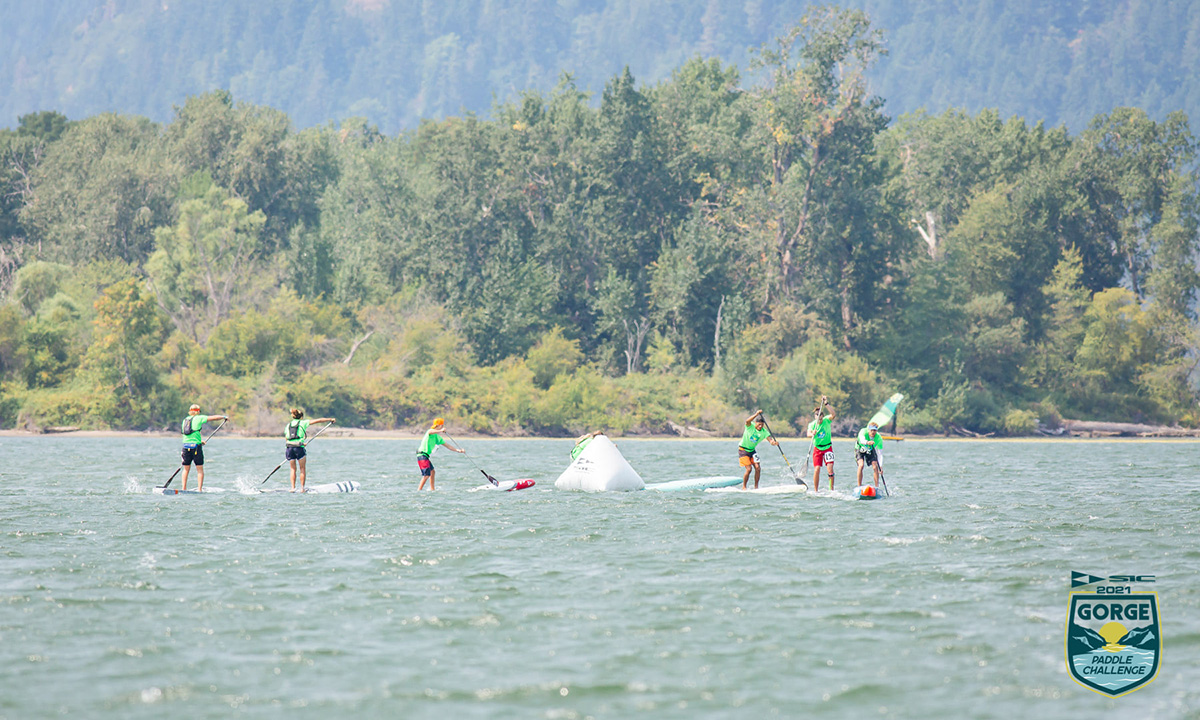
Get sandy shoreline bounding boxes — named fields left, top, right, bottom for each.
left=1, top=428, right=1197, bottom=441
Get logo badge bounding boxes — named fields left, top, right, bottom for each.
left=1065, top=592, right=1161, bottom=696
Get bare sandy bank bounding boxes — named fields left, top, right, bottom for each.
left=1, top=428, right=1197, bottom=442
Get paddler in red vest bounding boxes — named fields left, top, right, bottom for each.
left=738, top=410, right=779, bottom=489
left=416, top=417, right=464, bottom=490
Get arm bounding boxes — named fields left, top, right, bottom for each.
left=311, top=417, right=336, bottom=424
left=745, top=409, right=762, bottom=426
left=822, top=396, right=835, bottom=421
left=444, top=442, right=465, bottom=454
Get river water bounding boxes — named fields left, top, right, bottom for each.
left=1, top=436, right=1197, bottom=718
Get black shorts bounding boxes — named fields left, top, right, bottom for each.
left=855, top=448, right=878, bottom=465
left=286, top=446, right=306, bottom=461
left=181, top=445, right=204, bottom=466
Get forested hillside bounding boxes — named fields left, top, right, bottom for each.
left=3, top=0, right=1200, bottom=133
left=1, top=7, right=1197, bottom=436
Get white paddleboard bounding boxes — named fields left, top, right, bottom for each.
left=260, top=481, right=360, bottom=494
left=645, top=476, right=743, bottom=491
left=157, top=487, right=226, bottom=495
left=705, top=484, right=808, bottom=495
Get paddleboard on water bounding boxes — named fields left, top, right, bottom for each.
left=705, top=484, right=808, bottom=495
left=472, top=478, right=536, bottom=492
left=157, top=487, right=226, bottom=495
left=645, top=476, right=743, bottom=491
left=854, top=485, right=884, bottom=500
left=260, top=481, right=360, bottom=494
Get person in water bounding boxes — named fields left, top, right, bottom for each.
left=285, top=408, right=336, bottom=493
left=180, top=403, right=229, bottom=492
left=416, top=417, right=464, bottom=490
left=738, top=410, right=779, bottom=489
left=855, top=421, right=883, bottom=488
left=807, top=396, right=836, bottom=491
left=571, top=430, right=604, bottom=460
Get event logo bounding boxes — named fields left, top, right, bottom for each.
left=1065, top=573, right=1161, bottom=697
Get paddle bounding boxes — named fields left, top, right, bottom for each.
left=877, top=449, right=890, bottom=497
left=758, top=415, right=808, bottom=488
left=159, top=418, right=228, bottom=489
left=445, top=433, right=499, bottom=485
left=260, top=421, right=334, bottom=485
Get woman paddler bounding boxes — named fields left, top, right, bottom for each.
left=738, top=410, right=779, bottom=489
left=416, top=417, right=464, bottom=490
left=286, top=409, right=335, bottom=493
left=180, top=403, right=229, bottom=492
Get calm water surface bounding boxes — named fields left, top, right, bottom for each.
left=1, top=437, right=1198, bottom=719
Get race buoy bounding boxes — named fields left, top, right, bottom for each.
left=554, top=435, right=644, bottom=491
left=858, top=485, right=878, bottom=500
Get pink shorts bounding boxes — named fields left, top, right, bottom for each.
left=812, top=448, right=834, bottom=467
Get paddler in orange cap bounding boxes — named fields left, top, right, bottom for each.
left=416, top=417, right=464, bottom=490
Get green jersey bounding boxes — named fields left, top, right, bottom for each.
left=285, top=418, right=311, bottom=446
left=181, top=414, right=209, bottom=445
left=855, top=427, right=882, bottom=452
left=417, top=430, right=444, bottom=456
left=808, top=417, right=833, bottom=450
left=739, top=424, right=771, bottom=451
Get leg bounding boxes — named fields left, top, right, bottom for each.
left=856, top=457, right=865, bottom=486
left=289, top=459, right=298, bottom=491
left=181, top=463, right=191, bottom=491
left=753, top=461, right=761, bottom=489
left=298, top=456, right=307, bottom=492
left=196, top=463, right=205, bottom=492
left=826, top=460, right=834, bottom=492
left=428, top=468, right=435, bottom=491
left=742, top=464, right=751, bottom=489
left=872, top=460, right=881, bottom=487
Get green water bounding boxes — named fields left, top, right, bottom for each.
left=1, top=437, right=1198, bottom=718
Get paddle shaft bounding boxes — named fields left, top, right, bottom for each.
left=877, top=451, right=890, bottom=497
left=444, top=433, right=497, bottom=484
left=260, top=421, right=334, bottom=484
left=759, top=417, right=806, bottom=487
left=160, top=418, right=228, bottom=488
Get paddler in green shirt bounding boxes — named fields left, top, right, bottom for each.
left=286, top=408, right=336, bottom=493
left=855, top=421, right=883, bottom=488
left=807, top=395, right=836, bottom=492
left=180, top=403, right=229, bottom=492
left=416, top=417, right=464, bottom=491
left=738, top=410, right=779, bottom=489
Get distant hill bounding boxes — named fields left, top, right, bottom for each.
left=3, top=0, right=1199, bottom=132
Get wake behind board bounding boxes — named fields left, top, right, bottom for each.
left=260, top=481, right=360, bottom=494
left=645, top=476, right=742, bottom=491
left=705, top=484, right=808, bottom=495
left=472, top=478, right=536, bottom=492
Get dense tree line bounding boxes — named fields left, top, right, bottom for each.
left=4, top=1, right=1200, bottom=135
left=1, top=8, right=1197, bottom=435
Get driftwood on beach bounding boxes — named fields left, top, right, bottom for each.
left=1060, top=420, right=1200, bottom=438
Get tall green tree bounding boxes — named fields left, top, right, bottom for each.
left=146, top=183, right=266, bottom=343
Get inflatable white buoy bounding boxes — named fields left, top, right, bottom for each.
left=554, top=435, right=644, bottom=491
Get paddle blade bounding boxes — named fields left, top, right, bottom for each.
left=481, top=469, right=499, bottom=486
